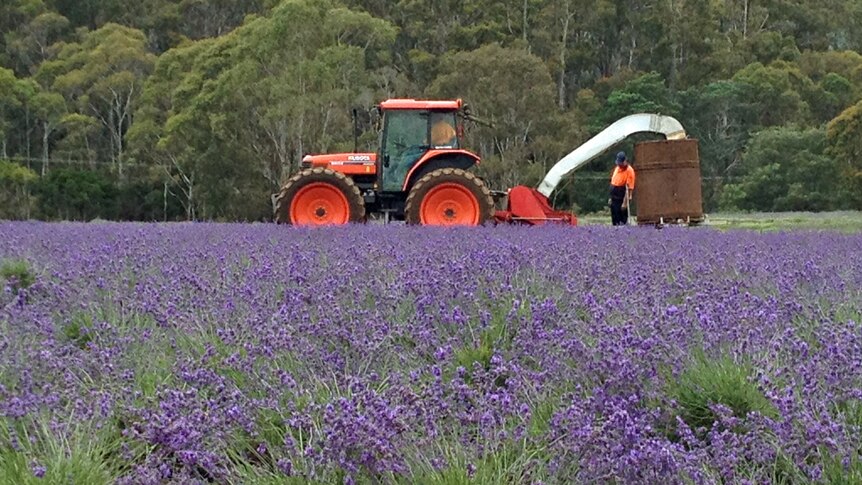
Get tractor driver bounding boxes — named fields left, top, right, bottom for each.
left=431, top=119, right=457, bottom=147
left=608, top=151, right=635, bottom=226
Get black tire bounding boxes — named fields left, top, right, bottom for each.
left=274, top=168, right=365, bottom=225
left=404, top=168, right=494, bottom=226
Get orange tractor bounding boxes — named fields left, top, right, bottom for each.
left=274, top=99, right=498, bottom=226
left=274, top=98, right=688, bottom=226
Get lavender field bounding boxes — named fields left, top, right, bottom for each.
left=1, top=222, right=861, bottom=484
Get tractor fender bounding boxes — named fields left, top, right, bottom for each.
left=402, top=150, right=481, bottom=191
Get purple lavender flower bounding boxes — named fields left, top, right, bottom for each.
left=0, top=222, right=858, bottom=483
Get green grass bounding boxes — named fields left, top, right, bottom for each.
left=822, top=452, right=862, bottom=484
left=664, top=351, right=777, bottom=437
left=579, top=211, right=862, bottom=232
left=394, top=439, right=551, bottom=485
left=701, top=211, right=862, bottom=233
left=0, top=416, right=128, bottom=485
left=60, top=312, right=95, bottom=349
left=0, top=258, right=35, bottom=292
left=229, top=464, right=326, bottom=484
left=452, top=298, right=532, bottom=385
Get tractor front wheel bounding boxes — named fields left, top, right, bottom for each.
left=405, top=168, right=494, bottom=226
left=274, top=168, right=365, bottom=225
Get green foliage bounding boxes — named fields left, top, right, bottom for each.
left=732, top=62, right=812, bottom=127
left=0, top=160, right=37, bottom=219
left=746, top=32, right=801, bottom=65
left=61, top=313, right=94, bottom=349
left=0, top=259, right=35, bottom=292
left=593, top=72, right=681, bottom=130
left=2, top=0, right=862, bottom=219
left=454, top=335, right=494, bottom=380
left=821, top=453, right=862, bottom=485
left=34, top=168, right=118, bottom=220
left=37, top=22, right=155, bottom=179
left=0, top=68, right=30, bottom=155
left=827, top=100, right=862, bottom=210
left=395, top=440, right=548, bottom=485
left=0, top=160, right=36, bottom=185
left=5, top=11, right=71, bottom=75
left=128, top=0, right=398, bottom=220
left=0, top=417, right=123, bottom=485
left=665, top=352, right=777, bottom=436
left=527, top=399, right=556, bottom=438
left=116, top=178, right=183, bottom=221
left=451, top=301, right=523, bottom=386
left=230, top=465, right=323, bottom=485
left=816, top=73, right=857, bottom=122
left=721, top=126, right=841, bottom=212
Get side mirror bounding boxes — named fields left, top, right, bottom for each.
left=383, top=154, right=390, bottom=168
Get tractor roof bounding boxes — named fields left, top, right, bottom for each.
left=379, top=99, right=462, bottom=111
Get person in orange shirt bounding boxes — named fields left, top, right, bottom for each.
left=608, top=151, right=635, bottom=225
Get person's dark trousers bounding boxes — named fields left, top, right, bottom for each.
left=610, top=197, right=627, bottom=225
left=609, top=184, right=628, bottom=225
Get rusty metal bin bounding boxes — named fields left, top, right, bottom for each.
left=632, top=139, right=704, bottom=225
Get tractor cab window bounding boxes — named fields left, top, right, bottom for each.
left=381, top=110, right=430, bottom=191
left=430, top=112, right=459, bottom=149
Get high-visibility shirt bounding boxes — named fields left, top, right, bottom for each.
left=610, top=166, right=635, bottom=190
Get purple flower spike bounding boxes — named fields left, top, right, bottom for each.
left=0, top=223, right=859, bottom=484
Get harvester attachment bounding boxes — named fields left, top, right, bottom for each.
left=496, top=113, right=688, bottom=226
left=493, top=186, right=577, bottom=226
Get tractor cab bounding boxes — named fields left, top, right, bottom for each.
left=376, top=99, right=464, bottom=192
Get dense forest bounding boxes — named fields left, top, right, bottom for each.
left=1, top=0, right=862, bottom=221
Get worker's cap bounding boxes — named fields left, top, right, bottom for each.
left=615, top=152, right=627, bottom=164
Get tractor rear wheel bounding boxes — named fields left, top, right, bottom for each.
left=274, top=168, right=365, bottom=225
left=405, top=168, right=494, bottom=226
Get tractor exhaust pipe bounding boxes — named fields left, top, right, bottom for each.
left=352, top=108, right=359, bottom=153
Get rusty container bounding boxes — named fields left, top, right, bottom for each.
left=632, top=139, right=704, bottom=225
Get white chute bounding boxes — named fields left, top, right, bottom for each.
left=536, top=114, right=686, bottom=198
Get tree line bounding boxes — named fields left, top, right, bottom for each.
left=2, top=0, right=862, bottom=221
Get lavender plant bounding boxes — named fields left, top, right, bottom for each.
left=0, top=222, right=860, bottom=484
